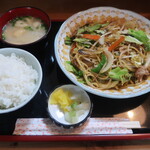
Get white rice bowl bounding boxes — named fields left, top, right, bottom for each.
left=0, top=48, right=42, bottom=113
left=54, top=7, right=150, bottom=99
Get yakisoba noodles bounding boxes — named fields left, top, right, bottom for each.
left=65, top=19, right=150, bottom=90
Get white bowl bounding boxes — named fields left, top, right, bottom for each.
left=0, top=47, right=43, bottom=114
left=48, top=84, right=92, bottom=128
left=54, top=7, right=150, bottom=99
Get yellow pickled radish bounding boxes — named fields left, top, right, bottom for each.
left=50, top=88, right=73, bottom=112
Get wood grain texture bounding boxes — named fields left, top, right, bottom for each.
left=0, top=0, right=150, bottom=20
left=0, top=140, right=150, bottom=150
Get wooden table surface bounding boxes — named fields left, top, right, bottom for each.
left=0, top=140, right=150, bottom=150
left=1, top=0, right=150, bottom=20
left=0, top=0, right=150, bottom=149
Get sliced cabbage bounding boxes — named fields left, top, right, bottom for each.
left=64, top=101, right=90, bottom=124
left=64, top=111, right=78, bottom=124
left=128, top=29, right=150, bottom=51
left=125, top=36, right=143, bottom=45
left=109, top=67, right=132, bottom=85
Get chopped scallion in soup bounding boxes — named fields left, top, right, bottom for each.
left=2, top=16, right=48, bottom=45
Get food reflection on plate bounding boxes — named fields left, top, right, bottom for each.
left=55, top=7, right=150, bottom=98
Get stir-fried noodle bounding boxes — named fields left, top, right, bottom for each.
left=65, top=19, right=150, bottom=90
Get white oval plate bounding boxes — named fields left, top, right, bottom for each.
left=55, top=7, right=150, bottom=99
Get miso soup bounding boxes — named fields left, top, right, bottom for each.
left=2, top=16, right=47, bottom=45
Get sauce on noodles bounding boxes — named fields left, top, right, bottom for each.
left=65, top=19, right=150, bottom=90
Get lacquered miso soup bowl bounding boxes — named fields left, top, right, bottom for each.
left=0, top=6, right=51, bottom=59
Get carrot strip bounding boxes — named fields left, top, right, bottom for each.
left=82, top=34, right=100, bottom=40
left=108, top=36, right=125, bottom=51
left=70, top=43, right=76, bottom=54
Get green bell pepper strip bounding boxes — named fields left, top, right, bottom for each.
left=91, top=54, right=107, bottom=73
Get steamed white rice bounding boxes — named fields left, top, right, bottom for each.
left=0, top=53, right=38, bottom=109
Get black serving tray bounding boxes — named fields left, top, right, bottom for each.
left=0, top=21, right=150, bottom=137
